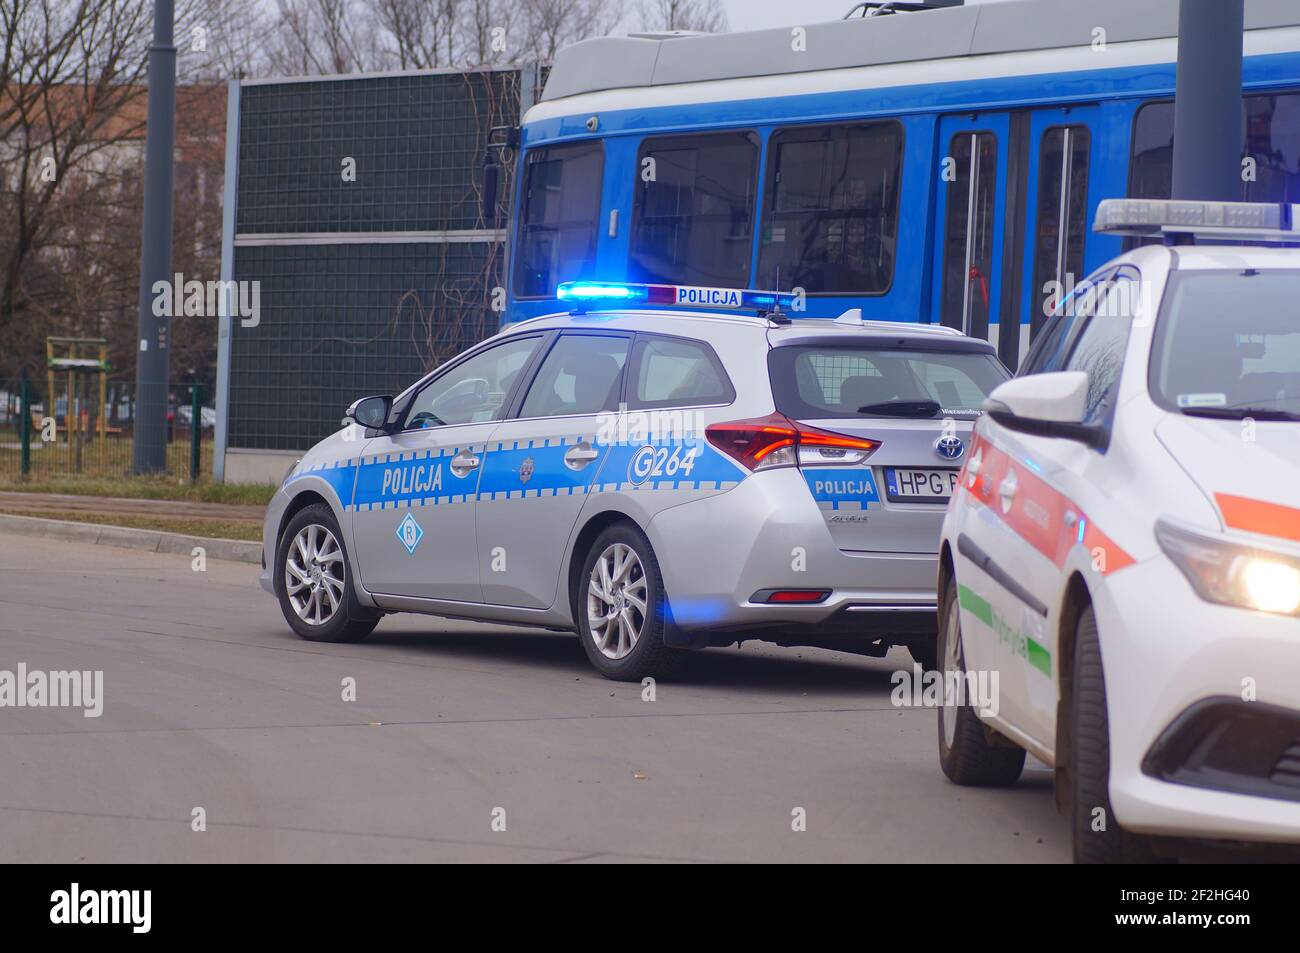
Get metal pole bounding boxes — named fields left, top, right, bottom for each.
left=1172, top=0, right=1245, bottom=202
left=19, top=377, right=30, bottom=477
left=190, top=385, right=201, bottom=483
left=132, top=0, right=177, bottom=474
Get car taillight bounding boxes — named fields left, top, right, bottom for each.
left=705, top=412, right=880, bottom=471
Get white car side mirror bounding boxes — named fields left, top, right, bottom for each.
left=983, top=372, right=1106, bottom=449
left=986, top=372, right=1089, bottom=424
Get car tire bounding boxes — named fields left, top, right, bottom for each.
left=937, top=576, right=1026, bottom=786
left=1070, top=604, right=1159, bottom=864
left=575, top=522, right=684, bottom=681
left=275, top=503, right=380, bottom=644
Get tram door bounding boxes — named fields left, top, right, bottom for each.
left=933, top=114, right=1012, bottom=347
left=1024, top=106, right=1099, bottom=350
left=933, top=109, right=1098, bottom=371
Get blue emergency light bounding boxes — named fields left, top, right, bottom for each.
left=556, top=280, right=797, bottom=312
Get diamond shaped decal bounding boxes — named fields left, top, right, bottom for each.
left=396, top=512, right=424, bottom=554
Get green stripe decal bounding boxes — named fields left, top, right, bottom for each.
left=957, top=584, right=992, bottom=625
left=1026, top=639, right=1052, bottom=677
left=958, top=583, right=1052, bottom=678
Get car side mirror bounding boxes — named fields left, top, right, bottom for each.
left=983, top=372, right=1106, bottom=449
left=344, top=394, right=393, bottom=431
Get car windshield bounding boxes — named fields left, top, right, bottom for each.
left=768, top=345, right=1010, bottom=419
left=1152, top=270, right=1300, bottom=421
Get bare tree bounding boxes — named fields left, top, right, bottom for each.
left=635, top=0, right=727, bottom=33
left=266, top=0, right=379, bottom=76
left=175, top=0, right=272, bottom=80
left=520, top=0, right=627, bottom=63
left=1, top=0, right=154, bottom=377
left=0, top=0, right=239, bottom=380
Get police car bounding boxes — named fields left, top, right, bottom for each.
left=260, top=282, right=1009, bottom=679
left=936, top=199, right=1300, bottom=861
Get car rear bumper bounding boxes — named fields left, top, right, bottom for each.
left=646, top=467, right=939, bottom=647
left=1100, top=559, right=1300, bottom=844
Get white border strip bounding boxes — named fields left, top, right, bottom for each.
left=214, top=79, right=240, bottom=483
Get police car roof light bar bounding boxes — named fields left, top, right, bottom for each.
left=1093, top=198, right=1300, bottom=243
left=556, top=280, right=798, bottom=313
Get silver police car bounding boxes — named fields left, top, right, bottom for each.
left=260, top=282, right=1010, bottom=680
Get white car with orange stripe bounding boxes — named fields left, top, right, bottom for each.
left=934, top=199, right=1300, bottom=862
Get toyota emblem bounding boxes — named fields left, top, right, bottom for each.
left=934, top=435, right=965, bottom=461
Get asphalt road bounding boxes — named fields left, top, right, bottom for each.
left=0, top=530, right=1069, bottom=862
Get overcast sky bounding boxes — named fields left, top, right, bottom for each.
left=721, top=0, right=1013, bottom=32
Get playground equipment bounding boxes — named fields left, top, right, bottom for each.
left=45, top=337, right=110, bottom=473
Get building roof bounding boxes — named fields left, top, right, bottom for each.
left=541, top=0, right=1300, bottom=102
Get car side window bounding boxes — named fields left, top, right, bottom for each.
left=1064, top=273, right=1137, bottom=426
left=629, top=335, right=734, bottom=409
left=1019, top=269, right=1111, bottom=377
left=518, top=333, right=631, bottom=419
left=405, top=336, right=540, bottom=429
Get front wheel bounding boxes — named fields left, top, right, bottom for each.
left=275, top=503, right=379, bottom=643
left=1069, top=605, right=1158, bottom=863
left=576, top=523, right=684, bottom=681
left=937, top=576, right=1026, bottom=786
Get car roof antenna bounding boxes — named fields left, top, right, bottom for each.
left=764, top=268, right=792, bottom=325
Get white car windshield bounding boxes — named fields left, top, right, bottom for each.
left=1152, top=269, right=1300, bottom=422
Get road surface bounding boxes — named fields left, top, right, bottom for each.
left=0, top=530, right=1068, bottom=862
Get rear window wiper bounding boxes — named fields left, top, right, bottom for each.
left=1180, top=406, right=1300, bottom=421
left=856, top=399, right=942, bottom=418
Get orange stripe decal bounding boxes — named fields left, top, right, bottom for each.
left=961, top=434, right=1134, bottom=576
left=1216, top=493, right=1300, bottom=544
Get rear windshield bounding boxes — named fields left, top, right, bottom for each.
left=1152, top=270, right=1300, bottom=420
left=768, top=345, right=1010, bottom=419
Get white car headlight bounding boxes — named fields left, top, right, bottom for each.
left=281, top=458, right=301, bottom=488
left=1155, top=517, right=1300, bottom=616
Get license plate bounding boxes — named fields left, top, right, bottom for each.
left=884, top=468, right=960, bottom=502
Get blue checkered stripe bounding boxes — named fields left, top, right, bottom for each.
left=597, top=437, right=745, bottom=493
left=288, top=434, right=748, bottom=513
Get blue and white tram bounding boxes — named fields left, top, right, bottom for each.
left=501, top=0, right=1300, bottom=369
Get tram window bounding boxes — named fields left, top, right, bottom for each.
left=756, top=122, right=903, bottom=295
left=1243, top=93, right=1300, bottom=203
left=629, top=132, right=758, bottom=288
left=1130, top=93, right=1300, bottom=203
left=940, top=131, right=999, bottom=337
left=1031, top=126, right=1091, bottom=333
left=514, top=141, right=603, bottom=298
left=1130, top=101, right=1174, bottom=200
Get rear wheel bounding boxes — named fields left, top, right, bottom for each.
left=576, top=523, right=683, bottom=681
left=1069, top=605, right=1158, bottom=863
left=937, top=576, right=1026, bottom=786
left=275, top=503, right=379, bottom=643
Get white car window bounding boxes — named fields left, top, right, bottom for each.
left=405, top=336, right=539, bottom=429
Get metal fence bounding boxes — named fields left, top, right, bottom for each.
left=220, top=68, right=534, bottom=470
left=0, top=379, right=214, bottom=482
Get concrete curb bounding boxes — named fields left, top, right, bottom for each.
left=0, top=513, right=262, bottom=564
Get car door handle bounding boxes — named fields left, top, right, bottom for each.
left=998, top=471, right=1017, bottom=514
left=564, top=442, right=599, bottom=470
left=450, top=452, right=481, bottom=477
